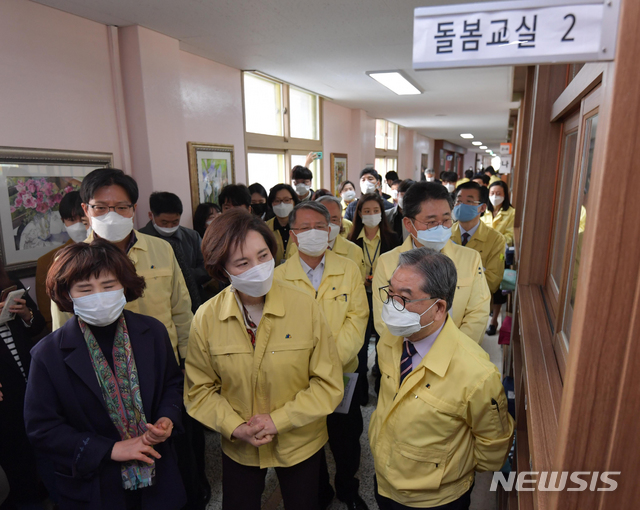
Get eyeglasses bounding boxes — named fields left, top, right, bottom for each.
left=412, top=218, right=453, bottom=231
left=87, top=204, right=134, bottom=216
left=379, top=285, right=438, bottom=312
left=272, top=198, right=294, bottom=205
left=454, top=199, right=482, bottom=206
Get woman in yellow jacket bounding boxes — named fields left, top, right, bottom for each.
left=265, top=183, right=300, bottom=266
left=184, top=209, right=343, bottom=510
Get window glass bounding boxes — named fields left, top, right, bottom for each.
left=291, top=154, right=321, bottom=188
left=244, top=74, right=283, bottom=136
left=290, top=88, right=318, bottom=140
left=247, top=153, right=285, bottom=194
left=386, top=158, right=398, bottom=173
left=387, top=122, right=398, bottom=151
left=375, top=120, right=386, bottom=149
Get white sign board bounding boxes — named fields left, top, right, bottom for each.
left=500, top=155, right=513, bottom=174
left=413, top=0, right=620, bottom=70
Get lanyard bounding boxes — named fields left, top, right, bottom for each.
left=364, top=239, right=381, bottom=276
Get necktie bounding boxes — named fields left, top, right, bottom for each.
left=461, top=232, right=470, bottom=246
left=399, top=340, right=418, bottom=385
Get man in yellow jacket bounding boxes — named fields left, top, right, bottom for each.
left=275, top=201, right=369, bottom=509
left=451, top=182, right=506, bottom=294
left=49, top=169, right=193, bottom=364
left=372, top=181, right=490, bottom=344
left=370, top=247, right=514, bottom=509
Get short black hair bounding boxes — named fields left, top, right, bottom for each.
left=484, top=166, right=496, bottom=175
left=80, top=168, right=138, bottom=205
left=464, top=169, right=474, bottom=179
left=360, top=167, right=381, bottom=182
left=149, top=192, right=183, bottom=216
left=291, top=165, right=313, bottom=181
left=398, top=179, right=415, bottom=194
left=267, top=184, right=300, bottom=207
left=473, top=173, right=491, bottom=186
left=385, top=171, right=399, bottom=182
left=391, top=179, right=402, bottom=187
left=456, top=181, right=483, bottom=201
left=58, top=191, right=85, bottom=221
left=441, top=171, right=458, bottom=183
left=403, top=181, right=453, bottom=220
left=193, top=202, right=220, bottom=238
left=248, top=183, right=268, bottom=200
left=219, top=184, right=251, bottom=208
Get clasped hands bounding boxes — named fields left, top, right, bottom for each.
left=111, top=417, right=173, bottom=464
left=232, top=414, right=277, bottom=447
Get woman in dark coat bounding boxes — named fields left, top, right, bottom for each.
left=0, top=261, right=46, bottom=509
left=24, top=240, right=186, bottom=510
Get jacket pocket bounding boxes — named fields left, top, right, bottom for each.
left=387, top=444, right=447, bottom=491
left=54, top=471, right=93, bottom=504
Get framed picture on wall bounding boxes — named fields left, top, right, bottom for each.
left=187, top=142, right=235, bottom=213
left=0, top=146, right=113, bottom=275
left=330, top=153, right=348, bottom=196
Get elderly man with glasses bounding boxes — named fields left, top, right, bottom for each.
left=369, top=247, right=514, bottom=510
left=371, top=181, right=490, bottom=344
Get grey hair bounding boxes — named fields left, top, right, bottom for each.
left=425, top=168, right=435, bottom=175
left=397, top=247, right=457, bottom=310
left=289, top=201, right=330, bottom=227
left=315, top=195, right=342, bottom=210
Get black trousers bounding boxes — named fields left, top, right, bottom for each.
left=374, top=476, right=473, bottom=510
left=319, top=391, right=364, bottom=502
left=356, top=290, right=378, bottom=405
left=174, top=408, right=210, bottom=510
left=222, top=449, right=322, bottom=510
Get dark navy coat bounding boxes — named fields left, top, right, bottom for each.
left=24, top=310, right=187, bottom=510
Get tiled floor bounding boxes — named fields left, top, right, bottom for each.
left=204, top=315, right=506, bottom=510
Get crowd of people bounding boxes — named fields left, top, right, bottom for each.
left=0, top=161, right=516, bottom=510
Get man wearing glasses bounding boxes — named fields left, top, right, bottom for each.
left=451, top=182, right=506, bottom=296
left=371, top=181, right=490, bottom=344
left=274, top=201, right=370, bottom=510
left=50, top=168, right=193, bottom=364
left=370, top=248, right=514, bottom=509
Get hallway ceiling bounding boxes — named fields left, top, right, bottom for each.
left=32, top=0, right=518, bottom=154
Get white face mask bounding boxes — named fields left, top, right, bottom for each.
left=490, top=195, right=505, bottom=207
left=341, top=190, right=356, bottom=202
left=445, top=183, right=455, bottom=193
left=294, top=229, right=329, bottom=257
left=65, top=222, right=89, bottom=243
left=226, top=258, right=275, bottom=298
left=382, top=298, right=440, bottom=338
left=390, top=189, right=398, bottom=200
left=426, top=177, right=435, bottom=182
left=362, top=213, right=382, bottom=227
left=295, top=183, right=310, bottom=196
left=397, top=197, right=404, bottom=210
left=328, top=223, right=341, bottom=242
left=411, top=221, right=452, bottom=252
left=91, top=212, right=134, bottom=243
left=72, top=288, right=127, bottom=327
left=360, top=180, right=377, bottom=195
left=205, top=219, right=214, bottom=226
left=153, top=221, right=179, bottom=237
left=272, top=202, right=294, bottom=219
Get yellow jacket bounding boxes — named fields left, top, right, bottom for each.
left=36, top=238, right=74, bottom=331
left=451, top=222, right=506, bottom=294
left=266, top=217, right=296, bottom=266
left=51, top=231, right=193, bottom=362
left=372, top=236, right=490, bottom=343
left=489, top=175, right=502, bottom=184
left=369, top=318, right=514, bottom=507
left=482, top=206, right=515, bottom=247
left=341, top=218, right=353, bottom=239
left=287, top=235, right=366, bottom=282
left=456, top=178, right=470, bottom=188
left=274, top=251, right=368, bottom=373
left=184, top=280, right=343, bottom=468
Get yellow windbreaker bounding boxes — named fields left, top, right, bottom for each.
left=184, top=279, right=343, bottom=469
left=371, top=236, right=490, bottom=343
left=451, top=221, right=506, bottom=294
left=50, top=231, right=193, bottom=362
left=287, top=235, right=366, bottom=282
left=369, top=318, right=514, bottom=507
left=481, top=206, right=515, bottom=247
left=274, top=251, right=368, bottom=373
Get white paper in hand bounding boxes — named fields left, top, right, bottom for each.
left=334, top=372, right=359, bottom=414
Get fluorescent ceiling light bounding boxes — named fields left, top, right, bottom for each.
left=472, top=141, right=482, bottom=146
left=460, top=133, right=474, bottom=139
left=479, top=146, right=487, bottom=149
left=366, top=71, right=422, bottom=95
left=485, top=149, right=492, bottom=153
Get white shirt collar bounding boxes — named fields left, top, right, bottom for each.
left=459, top=220, right=480, bottom=239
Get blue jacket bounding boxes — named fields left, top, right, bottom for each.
left=24, top=310, right=187, bottom=510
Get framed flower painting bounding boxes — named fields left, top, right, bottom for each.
left=187, top=142, right=235, bottom=213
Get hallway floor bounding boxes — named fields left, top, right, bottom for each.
left=203, top=315, right=506, bottom=510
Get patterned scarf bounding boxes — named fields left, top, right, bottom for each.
left=78, top=315, right=155, bottom=490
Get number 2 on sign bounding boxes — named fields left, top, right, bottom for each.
left=562, top=13, right=576, bottom=42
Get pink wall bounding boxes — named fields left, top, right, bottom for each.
left=180, top=52, right=246, bottom=185
left=398, top=127, right=416, bottom=180
left=322, top=101, right=353, bottom=191
left=0, top=0, right=122, bottom=164
left=349, top=109, right=375, bottom=191
left=414, top=135, right=434, bottom=181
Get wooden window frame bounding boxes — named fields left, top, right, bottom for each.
left=375, top=119, right=399, bottom=159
